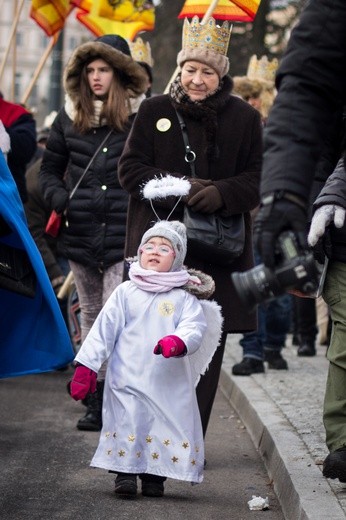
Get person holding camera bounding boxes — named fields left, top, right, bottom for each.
left=253, top=0, right=346, bottom=482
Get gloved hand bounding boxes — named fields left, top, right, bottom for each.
left=188, top=185, right=223, bottom=214
left=308, top=204, right=345, bottom=247
left=153, top=335, right=187, bottom=358
left=254, top=194, right=307, bottom=268
left=68, top=365, right=97, bottom=401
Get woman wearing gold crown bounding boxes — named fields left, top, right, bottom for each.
left=118, top=16, right=262, bottom=438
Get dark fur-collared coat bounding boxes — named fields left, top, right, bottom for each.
left=118, top=77, right=262, bottom=332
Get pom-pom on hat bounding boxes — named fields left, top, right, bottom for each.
left=138, top=220, right=187, bottom=272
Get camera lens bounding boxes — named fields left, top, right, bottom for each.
left=232, top=264, right=282, bottom=311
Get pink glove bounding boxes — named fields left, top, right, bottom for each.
left=68, top=365, right=97, bottom=401
left=153, top=335, right=187, bottom=358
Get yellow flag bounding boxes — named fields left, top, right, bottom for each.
left=30, top=0, right=74, bottom=36
left=74, top=0, right=155, bottom=41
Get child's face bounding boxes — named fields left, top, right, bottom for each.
left=140, top=237, right=175, bottom=272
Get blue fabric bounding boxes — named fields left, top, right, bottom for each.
left=0, top=152, right=74, bottom=378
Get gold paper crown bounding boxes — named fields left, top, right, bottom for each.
left=129, top=37, right=154, bottom=67
left=182, top=16, right=231, bottom=56
left=246, top=55, right=279, bottom=83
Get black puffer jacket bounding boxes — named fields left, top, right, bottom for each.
left=39, top=108, right=133, bottom=270
left=39, top=38, right=147, bottom=271
left=260, top=0, right=346, bottom=201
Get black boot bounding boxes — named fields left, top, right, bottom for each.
left=77, top=380, right=104, bottom=431
left=264, top=349, right=288, bottom=370
left=323, top=448, right=346, bottom=482
left=232, top=357, right=264, bottom=376
left=297, top=342, right=316, bottom=357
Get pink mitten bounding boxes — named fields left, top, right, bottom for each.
left=153, top=335, right=187, bottom=358
left=69, top=365, right=97, bottom=401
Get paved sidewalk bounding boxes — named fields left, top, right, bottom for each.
left=220, top=334, right=346, bottom=520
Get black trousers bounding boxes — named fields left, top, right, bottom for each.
left=293, top=296, right=317, bottom=344
left=196, top=331, right=228, bottom=437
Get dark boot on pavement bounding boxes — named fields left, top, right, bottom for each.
left=77, top=380, right=104, bottom=431
left=114, top=474, right=137, bottom=498
left=264, top=349, right=288, bottom=370
left=297, top=342, right=316, bottom=357
left=323, top=448, right=346, bottom=482
left=232, top=357, right=264, bottom=376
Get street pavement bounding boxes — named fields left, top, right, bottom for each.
left=0, top=363, right=285, bottom=520
left=220, top=334, right=346, bottom=519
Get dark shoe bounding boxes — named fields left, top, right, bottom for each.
left=297, top=342, right=316, bottom=357
left=77, top=380, right=104, bottom=431
left=141, top=481, right=164, bottom=497
left=264, top=350, right=288, bottom=370
left=232, top=357, right=264, bottom=376
left=114, top=474, right=137, bottom=497
left=323, top=448, right=346, bottom=482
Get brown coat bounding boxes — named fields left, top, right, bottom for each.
left=118, top=82, right=262, bottom=332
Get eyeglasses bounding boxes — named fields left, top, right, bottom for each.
left=140, top=243, right=176, bottom=257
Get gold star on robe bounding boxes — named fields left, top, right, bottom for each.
left=163, top=439, right=170, bottom=446
left=128, top=434, right=135, bottom=442
left=118, top=450, right=125, bottom=457
left=171, top=456, right=179, bottom=463
left=152, top=452, right=159, bottom=460
left=146, top=436, right=153, bottom=443
left=182, top=442, right=189, bottom=449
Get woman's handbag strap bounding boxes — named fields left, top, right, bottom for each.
left=175, top=110, right=196, bottom=177
left=69, top=129, right=113, bottom=200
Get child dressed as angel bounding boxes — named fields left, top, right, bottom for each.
left=68, top=177, right=223, bottom=499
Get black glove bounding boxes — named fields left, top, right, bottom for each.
left=254, top=192, right=307, bottom=268
left=188, top=185, right=223, bottom=214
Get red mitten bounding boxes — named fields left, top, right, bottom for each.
left=68, top=365, right=97, bottom=401
left=153, top=335, right=187, bottom=358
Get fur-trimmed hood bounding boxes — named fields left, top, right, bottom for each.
left=63, top=40, right=147, bottom=104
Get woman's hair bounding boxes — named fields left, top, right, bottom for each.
left=73, top=61, right=130, bottom=134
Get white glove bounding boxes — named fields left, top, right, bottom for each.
left=308, top=204, right=345, bottom=246
left=0, top=120, right=10, bottom=154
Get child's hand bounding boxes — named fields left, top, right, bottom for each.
left=153, top=335, right=187, bottom=358
left=67, top=365, right=97, bottom=400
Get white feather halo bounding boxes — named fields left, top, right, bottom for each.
left=142, top=175, right=191, bottom=201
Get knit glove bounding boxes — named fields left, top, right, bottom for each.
left=188, top=185, right=223, bottom=214
left=153, top=335, right=187, bottom=358
left=308, top=204, right=345, bottom=247
left=68, top=365, right=97, bottom=401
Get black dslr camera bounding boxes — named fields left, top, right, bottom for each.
left=231, top=231, right=322, bottom=311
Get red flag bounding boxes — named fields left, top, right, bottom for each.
left=30, top=0, right=74, bottom=37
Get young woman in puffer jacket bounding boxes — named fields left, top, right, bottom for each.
left=39, top=34, right=147, bottom=432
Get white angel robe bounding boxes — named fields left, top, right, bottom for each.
left=75, top=280, right=212, bottom=484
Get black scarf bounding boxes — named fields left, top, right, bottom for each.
left=169, top=74, right=234, bottom=160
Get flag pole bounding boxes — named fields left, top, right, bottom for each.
left=21, top=34, right=59, bottom=106
left=0, top=0, right=25, bottom=84
left=163, top=0, right=220, bottom=94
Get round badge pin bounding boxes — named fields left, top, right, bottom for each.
left=156, top=118, right=171, bottom=132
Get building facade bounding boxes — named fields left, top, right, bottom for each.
left=0, top=0, right=91, bottom=126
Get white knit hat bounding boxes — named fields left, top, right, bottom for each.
left=138, top=220, right=187, bottom=272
